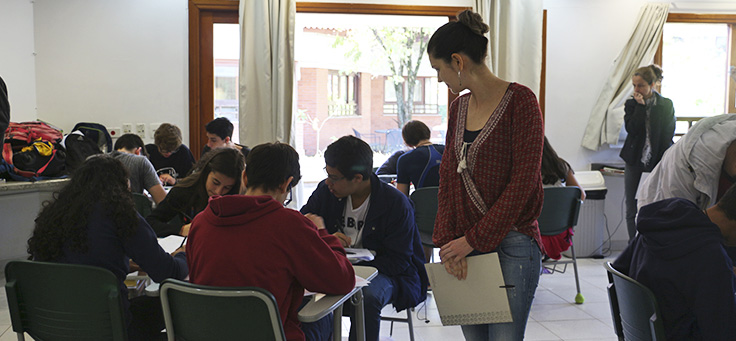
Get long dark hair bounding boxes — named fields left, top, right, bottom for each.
left=28, top=155, right=138, bottom=261
left=175, top=147, right=245, bottom=213
left=541, top=137, right=571, bottom=186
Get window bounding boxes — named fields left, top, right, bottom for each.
left=327, top=71, right=359, bottom=116
left=383, top=77, right=443, bottom=115
left=654, top=14, right=736, bottom=136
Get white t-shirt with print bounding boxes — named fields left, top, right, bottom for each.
left=342, top=194, right=370, bottom=247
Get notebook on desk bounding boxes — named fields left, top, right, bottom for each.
left=425, top=252, right=512, bottom=326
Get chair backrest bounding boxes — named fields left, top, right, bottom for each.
left=538, top=187, right=583, bottom=236
left=132, top=192, right=153, bottom=217
left=4, top=260, right=127, bottom=341
left=160, top=279, right=286, bottom=341
left=604, top=262, right=666, bottom=341
left=411, top=186, right=439, bottom=245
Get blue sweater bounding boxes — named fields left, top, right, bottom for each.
left=300, top=174, right=428, bottom=311
left=56, top=209, right=188, bottom=325
left=613, top=198, right=736, bottom=340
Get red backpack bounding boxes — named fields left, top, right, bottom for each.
left=2, top=121, right=65, bottom=178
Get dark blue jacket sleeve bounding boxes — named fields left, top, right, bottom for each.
left=125, top=215, right=188, bottom=283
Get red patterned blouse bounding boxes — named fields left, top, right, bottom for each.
left=432, top=83, right=544, bottom=253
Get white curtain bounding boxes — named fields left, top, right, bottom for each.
left=475, top=0, right=544, bottom=96
left=581, top=3, right=669, bottom=151
left=239, top=0, right=296, bottom=147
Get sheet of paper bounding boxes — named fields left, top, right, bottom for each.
left=344, top=248, right=374, bottom=262
left=158, top=235, right=185, bottom=254
left=425, top=253, right=512, bottom=326
left=354, top=275, right=370, bottom=287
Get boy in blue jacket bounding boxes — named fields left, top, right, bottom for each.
left=301, top=136, right=428, bottom=341
left=613, top=184, right=736, bottom=340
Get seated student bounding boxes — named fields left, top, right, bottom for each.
left=300, top=136, right=428, bottom=341
left=201, top=117, right=250, bottom=157
left=612, top=184, right=736, bottom=340
left=145, top=123, right=196, bottom=185
left=375, top=150, right=405, bottom=176
left=112, top=133, right=167, bottom=205
left=396, top=120, right=445, bottom=196
left=146, top=148, right=244, bottom=237
left=540, top=136, right=586, bottom=260
left=187, top=142, right=355, bottom=341
left=27, top=155, right=188, bottom=340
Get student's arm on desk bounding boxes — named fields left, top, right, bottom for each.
left=294, top=215, right=355, bottom=295
left=124, top=216, right=188, bottom=283
left=148, top=184, right=167, bottom=205
left=146, top=187, right=188, bottom=237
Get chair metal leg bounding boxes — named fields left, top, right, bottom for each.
left=332, top=304, right=343, bottom=341
left=351, top=289, right=366, bottom=341
left=570, top=242, right=585, bottom=304
left=406, top=309, right=415, bottom=341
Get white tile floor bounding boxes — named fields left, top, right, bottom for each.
left=0, top=255, right=621, bottom=340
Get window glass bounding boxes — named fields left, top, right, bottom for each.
left=213, top=23, right=240, bottom=143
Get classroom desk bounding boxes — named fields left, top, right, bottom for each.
left=299, top=266, right=378, bottom=341
left=135, top=265, right=378, bottom=341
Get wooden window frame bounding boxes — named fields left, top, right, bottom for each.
left=188, top=3, right=561, bottom=155
left=654, top=13, right=736, bottom=121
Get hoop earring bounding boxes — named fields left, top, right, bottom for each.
left=458, top=71, right=462, bottom=87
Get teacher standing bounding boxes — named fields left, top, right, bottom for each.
left=620, top=65, right=675, bottom=239
left=428, top=10, right=545, bottom=341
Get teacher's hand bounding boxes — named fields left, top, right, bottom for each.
left=439, top=236, right=473, bottom=280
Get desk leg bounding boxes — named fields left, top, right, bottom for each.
left=332, top=304, right=343, bottom=341
left=351, top=288, right=366, bottom=341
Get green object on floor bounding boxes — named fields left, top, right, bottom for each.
left=575, top=293, right=585, bottom=304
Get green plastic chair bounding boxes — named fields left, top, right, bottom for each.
left=4, top=260, right=127, bottom=341
left=605, top=262, right=666, bottom=341
left=160, top=279, right=286, bottom=341
left=132, top=192, right=153, bottom=217
left=538, top=186, right=585, bottom=304
left=410, top=186, right=439, bottom=251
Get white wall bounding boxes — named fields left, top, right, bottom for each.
left=0, top=0, right=37, bottom=122
left=32, top=0, right=189, bottom=143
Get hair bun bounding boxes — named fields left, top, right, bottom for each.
left=457, top=10, right=489, bottom=36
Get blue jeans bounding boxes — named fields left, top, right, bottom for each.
left=346, top=272, right=395, bottom=341
left=461, top=231, right=542, bottom=341
left=624, top=162, right=645, bottom=239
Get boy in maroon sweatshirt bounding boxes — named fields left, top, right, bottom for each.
left=187, top=142, right=355, bottom=341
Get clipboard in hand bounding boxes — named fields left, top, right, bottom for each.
left=425, top=252, right=512, bottom=325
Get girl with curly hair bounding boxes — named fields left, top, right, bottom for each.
left=146, top=147, right=245, bottom=237
left=28, top=154, right=188, bottom=339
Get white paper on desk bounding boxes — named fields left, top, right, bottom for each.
left=158, top=235, right=185, bottom=254
left=425, top=253, right=512, bottom=326
left=344, top=248, right=374, bottom=262
left=354, top=275, right=370, bottom=287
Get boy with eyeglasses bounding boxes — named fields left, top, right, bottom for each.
left=301, top=135, right=428, bottom=341
left=186, top=142, right=355, bottom=341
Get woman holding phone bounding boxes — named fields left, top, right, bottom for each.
left=620, top=64, right=675, bottom=239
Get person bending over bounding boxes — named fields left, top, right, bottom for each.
left=613, top=184, right=736, bottom=340
left=113, top=133, right=167, bottom=204
left=28, top=155, right=187, bottom=340
left=187, top=142, right=355, bottom=341
left=301, top=135, right=428, bottom=341
left=145, top=123, right=196, bottom=185
left=146, top=148, right=244, bottom=237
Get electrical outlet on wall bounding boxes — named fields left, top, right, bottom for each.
left=122, top=123, right=133, bottom=134
left=150, top=123, right=162, bottom=139
left=136, top=123, right=146, bottom=139
left=108, top=127, right=122, bottom=138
